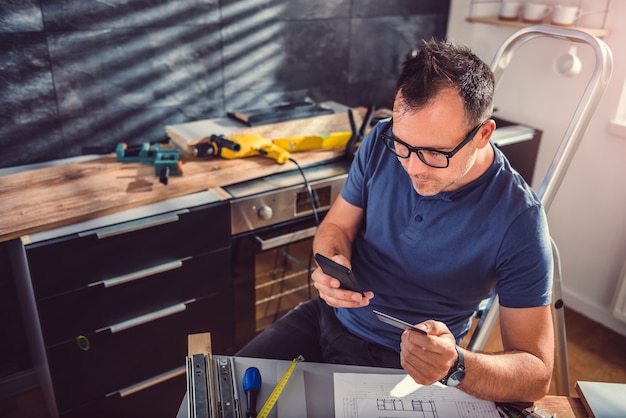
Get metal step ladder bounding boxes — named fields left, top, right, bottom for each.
left=466, top=24, right=613, bottom=397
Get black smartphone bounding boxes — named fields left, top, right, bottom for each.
left=314, top=253, right=365, bottom=296
left=373, top=309, right=427, bottom=334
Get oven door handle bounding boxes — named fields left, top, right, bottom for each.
left=255, top=226, right=317, bottom=250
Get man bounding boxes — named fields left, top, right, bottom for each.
left=237, top=39, right=554, bottom=403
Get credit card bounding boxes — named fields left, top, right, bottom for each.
left=373, top=309, right=427, bottom=334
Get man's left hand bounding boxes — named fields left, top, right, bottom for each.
left=399, top=320, right=459, bottom=385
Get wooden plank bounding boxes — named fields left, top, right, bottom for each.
left=0, top=148, right=345, bottom=243
left=167, top=111, right=360, bottom=154
left=228, top=112, right=357, bottom=138
left=188, top=332, right=213, bottom=357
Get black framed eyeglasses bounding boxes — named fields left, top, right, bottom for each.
left=379, top=119, right=488, bottom=168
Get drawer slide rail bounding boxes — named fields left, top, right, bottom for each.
left=187, top=354, right=241, bottom=418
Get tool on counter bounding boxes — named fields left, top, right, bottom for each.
left=270, top=106, right=378, bottom=154
left=181, top=105, right=376, bottom=165
left=270, top=131, right=352, bottom=153
left=166, top=101, right=376, bottom=164
left=242, top=367, right=261, bottom=418
left=193, top=134, right=241, bottom=157
left=257, top=355, right=304, bottom=418
left=194, top=133, right=291, bottom=164
left=345, top=105, right=375, bottom=161
left=116, top=142, right=182, bottom=185
left=227, top=99, right=334, bottom=127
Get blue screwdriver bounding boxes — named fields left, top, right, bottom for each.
left=243, top=367, right=262, bottom=418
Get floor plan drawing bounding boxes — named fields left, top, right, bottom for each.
left=333, top=373, right=500, bottom=418
left=375, top=398, right=437, bottom=416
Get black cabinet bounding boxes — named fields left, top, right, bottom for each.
left=492, top=117, right=542, bottom=185
left=13, top=196, right=233, bottom=418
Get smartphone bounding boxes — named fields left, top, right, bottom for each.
left=373, top=309, right=427, bottom=334
left=314, top=253, right=365, bottom=296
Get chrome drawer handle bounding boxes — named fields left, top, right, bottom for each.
left=79, top=209, right=189, bottom=239
left=89, top=259, right=184, bottom=288
left=107, top=366, right=186, bottom=398
left=255, top=226, right=317, bottom=250
left=97, top=299, right=194, bottom=334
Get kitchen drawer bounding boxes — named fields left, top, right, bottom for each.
left=25, top=202, right=230, bottom=299
left=46, top=294, right=234, bottom=413
left=60, top=366, right=186, bottom=418
left=37, top=249, right=230, bottom=347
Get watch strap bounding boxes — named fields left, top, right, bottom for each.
left=439, top=345, right=465, bottom=386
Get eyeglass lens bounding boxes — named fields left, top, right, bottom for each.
left=392, top=142, right=448, bottom=167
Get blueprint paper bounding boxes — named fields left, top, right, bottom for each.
left=333, top=373, right=500, bottom=418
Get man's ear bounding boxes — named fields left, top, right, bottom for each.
left=476, top=119, right=496, bottom=149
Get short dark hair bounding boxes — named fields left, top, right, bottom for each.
left=395, top=39, right=495, bottom=126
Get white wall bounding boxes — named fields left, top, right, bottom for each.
left=447, top=0, right=626, bottom=336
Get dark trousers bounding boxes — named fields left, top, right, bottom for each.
left=236, top=297, right=402, bottom=369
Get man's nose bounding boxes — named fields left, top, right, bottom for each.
left=404, top=152, right=430, bottom=174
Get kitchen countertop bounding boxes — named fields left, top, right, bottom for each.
left=0, top=147, right=345, bottom=244
left=0, top=102, right=359, bottom=244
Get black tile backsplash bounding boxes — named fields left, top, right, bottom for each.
left=353, top=0, right=450, bottom=18
left=0, top=32, right=66, bottom=163
left=39, top=0, right=220, bottom=30
left=0, top=0, right=449, bottom=169
left=0, top=0, right=43, bottom=33
left=349, top=14, right=449, bottom=85
left=220, top=0, right=351, bottom=21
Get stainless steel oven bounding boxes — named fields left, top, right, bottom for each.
left=226, top=159, right=349, bottom=350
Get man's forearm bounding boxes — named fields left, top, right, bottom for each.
left=459, top=349, right=552, bottom=402
left=312, top=222, right=354, bottom=260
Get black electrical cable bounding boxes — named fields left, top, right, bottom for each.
left=288, top=157, right=321, bottom=227
left=289, top=157, right=321, bottom=300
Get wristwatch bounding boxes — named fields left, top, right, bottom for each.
left=439, top=345, right=465, bottom=387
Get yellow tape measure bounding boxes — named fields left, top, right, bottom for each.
left=257, top=355, right=304, bottom=418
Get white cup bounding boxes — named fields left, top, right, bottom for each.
left=523, top=3, right=552, bottom=23
left=551, top=5, right=582, bottom=26
left=499, top=1, right=521, bottom=20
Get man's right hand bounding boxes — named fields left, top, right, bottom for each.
left=311, top=256, right=374, bottom=308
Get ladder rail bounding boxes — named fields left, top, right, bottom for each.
left=490, top=24, right=613, bottom=211
left=469, top=25, right=613, bottom=397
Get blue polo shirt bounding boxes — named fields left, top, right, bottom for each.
left=336, top=120, right=553, bottom=351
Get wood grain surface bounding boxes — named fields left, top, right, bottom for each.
left=0, top=148, right=345, bottom=243
left=166, top=110, right=361, bottom=153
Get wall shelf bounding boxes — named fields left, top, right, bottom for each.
left=467, top=0, right=611, bottom=38
left=466, top=16, right=610, bottom=38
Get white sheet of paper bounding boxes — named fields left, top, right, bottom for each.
left=333, top=373, right=500, bottom=418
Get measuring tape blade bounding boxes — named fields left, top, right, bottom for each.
left=257, top=355, right=304, bottom=418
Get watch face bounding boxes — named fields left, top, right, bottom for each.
left=447, top=370, right=466, bottom=387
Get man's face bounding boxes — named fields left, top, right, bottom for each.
left=391, top=89, right=481, bottom=196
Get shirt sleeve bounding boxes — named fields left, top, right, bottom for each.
left=495, top=204, right=554, bottom=308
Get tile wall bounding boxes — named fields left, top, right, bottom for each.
left=0, top=0, right=449, bottom=169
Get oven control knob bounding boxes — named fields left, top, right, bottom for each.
left=258, top=205, right=273, bottom=220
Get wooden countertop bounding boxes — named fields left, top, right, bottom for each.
left=0, top=147, right=345, bottom=244
left=534, top=395, right=588, bottom=417
left=0, top=109, right=361, bottom=244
